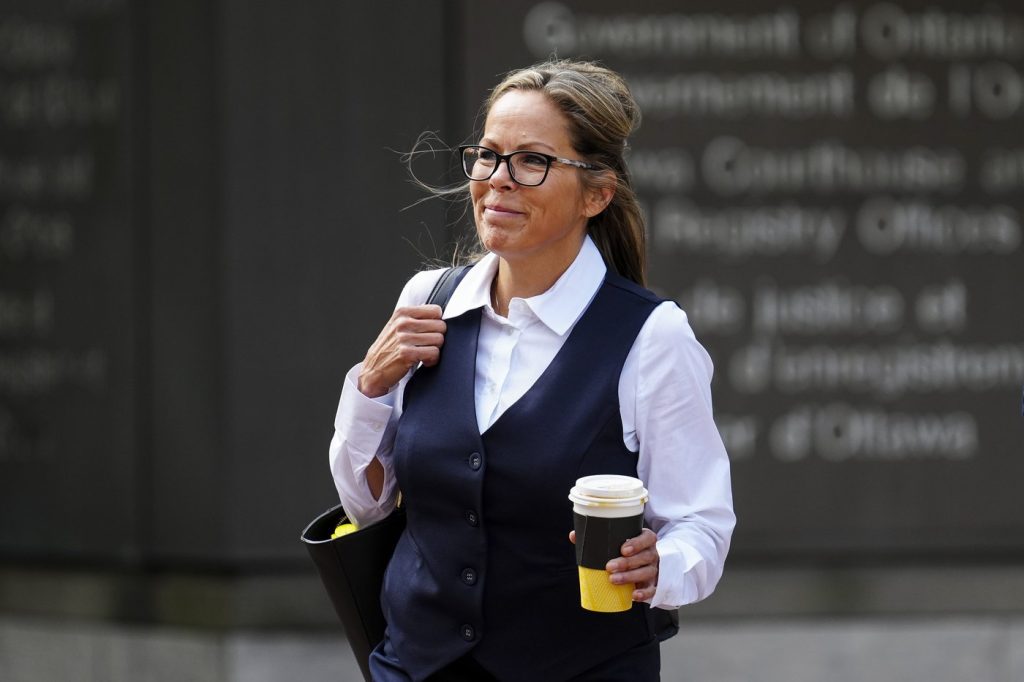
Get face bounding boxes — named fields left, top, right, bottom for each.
left=470, top=90, right=609, bottom=269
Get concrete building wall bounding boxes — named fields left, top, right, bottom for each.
left=4, top=615, right=1024, bottom=682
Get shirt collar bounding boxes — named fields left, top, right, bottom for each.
left=443, top=235, right=607, bottom=337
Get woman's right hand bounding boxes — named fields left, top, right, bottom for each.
left=357, top=304, right=447, bottom=398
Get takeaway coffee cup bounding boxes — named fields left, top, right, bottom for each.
left=568, top=474, right=648, bottom=612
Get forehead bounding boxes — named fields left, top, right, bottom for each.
left=483, top=90, right=571, bottom=149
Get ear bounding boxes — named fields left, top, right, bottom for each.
left=582, top=171, right=616, bottom=219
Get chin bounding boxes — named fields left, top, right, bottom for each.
left=480, top=236, right=509, bottom=256
left=478, top=224, right=514, bottom=253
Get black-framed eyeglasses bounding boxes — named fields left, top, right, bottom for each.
left=459, top=145, right=599, bottom=187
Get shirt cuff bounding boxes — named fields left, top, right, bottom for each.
left=334, top=363, right=396, bottom=456
left=650, top=537, right=707, bottom=609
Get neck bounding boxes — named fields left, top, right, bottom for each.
left=490, top=239, right=585, bottom=317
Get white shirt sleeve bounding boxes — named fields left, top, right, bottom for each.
left=327, top=268, right=445, bottom=528
left=621, top=301, right=736, bottom=610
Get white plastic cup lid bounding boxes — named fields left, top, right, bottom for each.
left=568, top=475, right=648, bottom=512
left=572, top=474, right=645, bottom=499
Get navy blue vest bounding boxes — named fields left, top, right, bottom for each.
left=383, top=273, right=662, bottom=680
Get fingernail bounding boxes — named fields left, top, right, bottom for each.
left=610, top=574, right=622, bottom=584
left=606, top=561, right=619, bottom=572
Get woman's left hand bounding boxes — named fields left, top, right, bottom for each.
left=569, top=528, right=660, bottom=603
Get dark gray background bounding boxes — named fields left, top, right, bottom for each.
left=1, top=0, right=1022, bottom=572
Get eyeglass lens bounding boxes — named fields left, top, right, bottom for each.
left=462, top=147, right=550, bottom=186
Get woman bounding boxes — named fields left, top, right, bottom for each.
left=330, top=60, right=734, bottom=681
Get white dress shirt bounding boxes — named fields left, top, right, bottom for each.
left=329, top=236, right=735, bottom=609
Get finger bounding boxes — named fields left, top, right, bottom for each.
left=395, top=316, right=447, bottom=334
left=568, top=530, right=576, bottom=545
left=632, top=584, right=657, bottom=602
left=609, top=563, right=658, bottom=587
left=394, top=341, right=442, bottom=364
left=417, top=346, right=442, bottom=367
left=395, top=304, right=444, bottom=320
left=395, top=331, right=446, bottom=348
left=606, top=547, right=659, bottom=573
left=620, top=529, right=658, bottom=557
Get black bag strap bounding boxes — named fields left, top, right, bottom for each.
left=394, top=264, right=469, bottom=511
left=425, top=264, right=471, bottom=310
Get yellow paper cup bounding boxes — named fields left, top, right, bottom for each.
left=578, top=566, right=635, bottom=612
left=569, top=475, right=648, bottom=613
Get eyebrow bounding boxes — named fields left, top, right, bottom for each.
left=479, top=138, right=558, bottom=153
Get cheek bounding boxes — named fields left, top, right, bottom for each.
left=470, top=190, right=490, bottom=238
left=471, top=186, right=487, bottom=215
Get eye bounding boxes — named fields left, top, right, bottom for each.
left=477, top=148, right=498, bottom=164
left=518, top=153, right=549, bottom=168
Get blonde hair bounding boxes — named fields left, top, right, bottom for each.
left=484, top=59, right=646, bottom=285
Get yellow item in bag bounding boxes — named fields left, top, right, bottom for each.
left=331, top=522, right=358, bottom=539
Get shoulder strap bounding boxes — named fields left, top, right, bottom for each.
left=425, top=264, right=471, bottom=310
left=396, top=263, right=470, bottom=511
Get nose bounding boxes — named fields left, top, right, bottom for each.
left=488, top=157, right=516, bottom=190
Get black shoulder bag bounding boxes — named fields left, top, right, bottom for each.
left=301, top=265, right=469, bottom=682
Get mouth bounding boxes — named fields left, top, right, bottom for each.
left=484, top=204, right=523, bottom=216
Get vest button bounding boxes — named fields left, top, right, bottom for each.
left=460, top=624, right=476, bottom=641
left=468, top=452, right=482, bottom=470
left=461, top=567, right=477, bottom=585
left=465, top=510, right=479, bottom=527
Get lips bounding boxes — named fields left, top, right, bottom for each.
left=484, top=204, right=523, bottom=215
